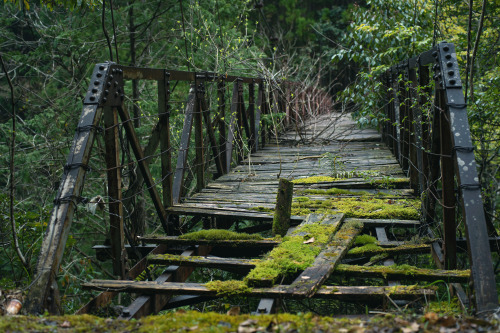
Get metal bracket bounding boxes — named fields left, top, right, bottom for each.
left=437, top=43, right=462, bottom=89
left=84, top=63, right=125, bottom=106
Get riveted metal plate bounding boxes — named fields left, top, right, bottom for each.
left=83, top=63, right=125, bottom=107
left=438, top=43, right=462, bottom=89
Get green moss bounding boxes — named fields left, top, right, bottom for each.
left=292, top=176, right=342, bottom=184
left=295, top=196, right=311, bottom=202
left=179, top=229, right=263, bottom=241
left=354, top=234, right=378, bottom=245
left=300, top=188, right=372, bottom=196
left=245, top=220, right=341, bottom=286
left=204, top=280, right=253, bottom=296
left=290, top=197, right=420, bottom=219
left=348, top=243, right=382, bottom=254
left=250, top=206, right=273, bottom=213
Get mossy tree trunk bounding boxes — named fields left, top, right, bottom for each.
left=272, top=178, right=293, bottom=236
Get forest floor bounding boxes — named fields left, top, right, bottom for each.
left=1, top=309, right=499, bottom=332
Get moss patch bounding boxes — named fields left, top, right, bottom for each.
left=292, top=176, right=342, bottom=184
left=179, top=229, right=263, bottom=241
left=348, top=243, right=382, bottom=255
left=204, top=280, right=253, bottom=296
left=291, top=197, right=420, bottom=219
left=354, top=234, right=378, bottom=245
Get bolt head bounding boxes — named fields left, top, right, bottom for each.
left=99, top=65, right=105, bottom=71
left=448, top=71, right=454, bottom=76
left=443, top=45, right=450, bottom=52
left=94, top=80, right=100, bottom=85
left=447, top=62, right=453, bottom=67
left=449, top=79, right=456, bottom=85
left=92, top=88, right=98, bottom=93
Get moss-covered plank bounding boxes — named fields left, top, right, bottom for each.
left=346, top=243, right=430, bottom=257
left=138, top=235, right=279, bottom=249
left=82, top=280, right=435, bottom=300
left=336, top=264, right=470, bottom=283
left=285, top=219, right=364, bottom=297
left=245, top=214, right=344, bottom=287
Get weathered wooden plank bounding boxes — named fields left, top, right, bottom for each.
left=82, top=280, right=435, bottom=300
left=336, top=264, right=470, bottom=283
left=139, top=235, right=279, bottom=249
left=285, top=219, right=364, bottom=296
left=346, top=244, right=430, bottom=258
left=148, top=254, right=256, bottom=270
left=166, top=205, right=304, bottom=223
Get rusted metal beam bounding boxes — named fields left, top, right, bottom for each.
left=172, top=87, right=196, bottom=203
left=25, top=62, right=120, bottom=314
left=103, top=106, right=126, bottom=278
left=117, top=103, right=169, bottom=234
left=158, top=71, right=173, bottom=209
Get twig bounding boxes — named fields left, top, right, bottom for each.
left=0, top=53, right=29, bottom=270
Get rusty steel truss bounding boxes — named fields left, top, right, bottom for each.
left=24, top=64, right=331, bottom=314
left=381, top=42, right=498, bottom=313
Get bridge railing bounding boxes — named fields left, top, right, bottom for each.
left=25, top=64, right=332, bottom=314
left=381, top=42, right=497, bottom=313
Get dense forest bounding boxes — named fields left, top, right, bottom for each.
left=0, top=0, right=498, bottom=316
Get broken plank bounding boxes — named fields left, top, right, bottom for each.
left=336, top=264, right=470, bottom=283
left=82, top=280, right=435, bottom=300
left=345, top=218, right=420, bottom=228
left=166, top=205, right=304, bottom=223
left=75, top=244, right=168, bottom=315
left=285, top=219, right=364, bottom=297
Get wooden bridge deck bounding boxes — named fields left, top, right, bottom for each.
left=169, top=113, right=410, bottom=221
left=81, top=112, right=470, bottom=318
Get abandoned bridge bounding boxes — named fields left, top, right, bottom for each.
left=24, top=42, right=498, bottom=317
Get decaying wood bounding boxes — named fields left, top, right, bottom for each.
left=82, top=280, right=435, bottom=300
left=272, top=178, right=294, bottom=236
left=336, top=264, right=470, bottom=283
left=139, top=235, right=279, bottom=249
left=286, top=219, right=363, bottom=297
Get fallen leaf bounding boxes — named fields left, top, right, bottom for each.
left=227, top=306, right=240, bottom=316
left=437, top=316, right=456, bottom=327
left=60, top=321, right=71, bottom=328
left=301, top=276, right=310, bottom=280
left=303, top=237, right=315, bottom=244
left=424, top=312, right=439, bottom=324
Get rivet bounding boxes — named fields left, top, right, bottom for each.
left=89, top=96, right=95, bottom=101
left=107, top=82, right=112, bottom=87
left=99, top=65, right=105, bottom=71
left=102, top=97, right=107, bottom=103
left=96, top=73, right=102, bottom=78
left=114, top=81, right=118, bottom=87
left=91, top=88, right=98, bottom=93
left=115, top=92, right=119, bottom=97
left=94, top=81, right=100, bottom=85
left=448, top=71, right=454, bottom=76
left=432, top=51, right=438, bottom=57
left=109, top=75, right=114, bottom=80
left=449, top=79, right=456, bottom=85
left=120, top=94, right=125, bottom=100
left=443, top=45, right=450, bottom=52
left=446, top=62, right=453, bottom=67
left=445, top=54, right=451, bottom=60
left=104, top=89, right=109, bottom=95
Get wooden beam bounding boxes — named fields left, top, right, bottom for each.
left=138, top=235, right=279, bottom=249
left=285, top=219, right=363, bottom=297
left=82, top=281, right=435, bottom=300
